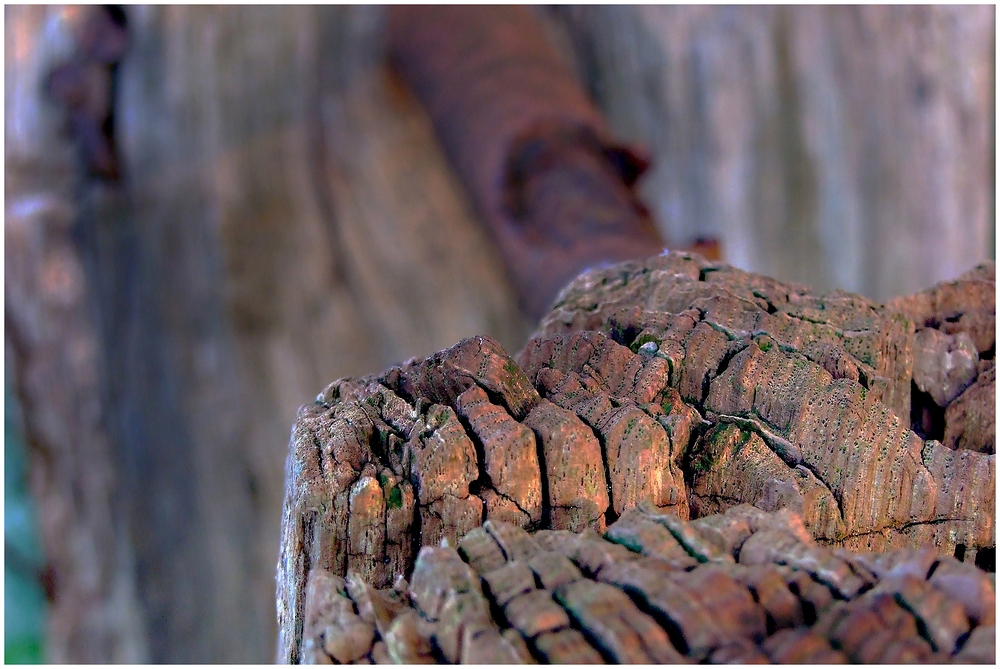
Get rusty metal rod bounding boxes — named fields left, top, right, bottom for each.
left=388, top=6, right=666, bottom=318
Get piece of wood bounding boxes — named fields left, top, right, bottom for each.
left=278, top=254, right=994, bottom=652
left=7, top=5, right=993, bottom=663
left=285, top=513, right=993, bottom=664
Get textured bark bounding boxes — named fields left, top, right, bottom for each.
left=890, top=262, right=996, bottom=453
left=278, top=252, right=994, bottom=662
left=11, top=5, right=994, bottom=663
left=943, top=365, right=995, bottom=455
left=292, top=509, right=993, bottom=664
left=535, top=253, right=994, bottom=557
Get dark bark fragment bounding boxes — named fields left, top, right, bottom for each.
left=388, top=6, right=664, bottom=319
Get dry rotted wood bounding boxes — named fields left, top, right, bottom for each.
left=294, top=510, right=995, bottom=664
left=277, top=252, right=995, bottom=662
left=10, top=5, right=993, bottom=663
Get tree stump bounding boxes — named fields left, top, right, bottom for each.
left=276, top=252, right=995, bottom=662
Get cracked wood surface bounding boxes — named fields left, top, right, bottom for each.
left=10, top=6, right=992, bottom=662
left=293, top=509, right=994, bottom=664
left=278, top=251, right=995, bottom=662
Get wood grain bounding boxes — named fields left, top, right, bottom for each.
left=5, top=5, right=993, bottom=662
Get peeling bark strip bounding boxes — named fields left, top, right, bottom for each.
left=292, top=510, right=994, bottom=664
left=277, top=253, right=994, bottom=662
left=388, top=6, right=665, bottom=318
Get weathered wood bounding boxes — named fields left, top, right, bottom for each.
left=278, top=252, right=994, bottom=661
left=288, top=513, right=994, bottom=664
left=7, top=5, right=993, bottom=663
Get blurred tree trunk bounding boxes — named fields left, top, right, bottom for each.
left=97, top=4, right=529, bottom=663
left=9, top=4, right=528, bottom=663
left=5, top=4, right=993, bottom=664
left=5, top=6, right=148, bottom=662
left=545, top=5, right=995, bottom=300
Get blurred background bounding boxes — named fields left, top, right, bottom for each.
left=5, top=5, right=994, bottom=663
